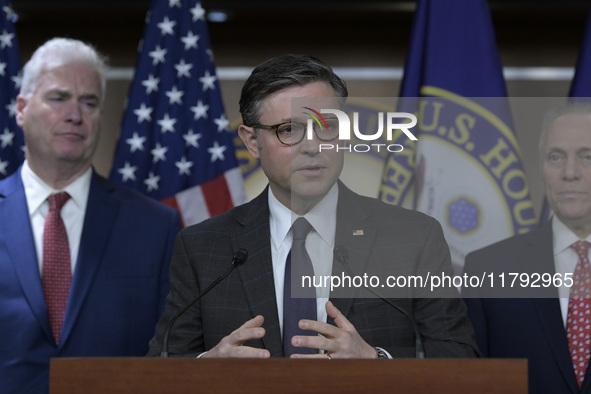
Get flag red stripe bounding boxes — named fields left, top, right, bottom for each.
left=202, top=175, right=233, bottom=217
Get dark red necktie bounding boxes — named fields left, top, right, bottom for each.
left=566, top=240, right=591, bottom=388
left=42, top=192, right=71, bottom=344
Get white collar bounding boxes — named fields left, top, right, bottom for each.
left=21, top=160, right=92, bottom=215
left=268, top=183, right=339, bottom=249
left=552, top=215, right=591, bottom=254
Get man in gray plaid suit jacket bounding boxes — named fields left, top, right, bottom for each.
left=147, top=54, right=479, bottom=359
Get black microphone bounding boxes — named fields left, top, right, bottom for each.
left=333, top=245, right=425, bottom=359
left=160, top=248, right=248, bottom=358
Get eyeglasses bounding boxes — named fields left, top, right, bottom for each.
left=250, top=120, right=340, bottom=146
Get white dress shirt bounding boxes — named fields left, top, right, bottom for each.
left=21, top=161, right=91, bottom=275
left=195, top=184, right=390, bottom=359
left=552, top=216, right=591, bottom=326
left=268, top=184, right=338, bottom=336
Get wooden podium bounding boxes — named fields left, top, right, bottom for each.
left=50, top=358, right=527, bottom=393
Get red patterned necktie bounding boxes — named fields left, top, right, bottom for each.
left=42, top=192, right=71, bottom=344
left=566, top=240, right=591, bottom=388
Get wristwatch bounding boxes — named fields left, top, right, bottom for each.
left=375, top=347, right=388, bottom=359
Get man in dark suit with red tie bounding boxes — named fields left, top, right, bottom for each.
left=0, top=38, right=181, bottom=393
left=464, top=103, right=591, bottom=393
left=148, top=54, right=479, bottom=359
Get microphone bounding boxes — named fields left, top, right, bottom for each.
left=160, top=248, right=248, bottom=358
left=333, top=245, right=425, bottom=359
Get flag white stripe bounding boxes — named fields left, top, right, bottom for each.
left=176, top=185, right=209, bottom=226
left=225, top=167, right=248, bottom=207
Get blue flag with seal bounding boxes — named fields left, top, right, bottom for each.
left=110, top=0, right=247, bottom=227
left=0, top=1, right=23, bottom=179
left=379, top=0, right=536, bottom=273
left=570, top=5, right=591, bottom=99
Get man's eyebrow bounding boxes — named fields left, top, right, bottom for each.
left=545, top=147, right=565, bottom=155
left=546, top=147, right=591, bottom=154
left=45, top=88, right=70, bottom=96
left=273, top=118, right=292, bottom=124
left=79, top=93, right=100, bottom=101
left=44, top=89, right=98, bottom=98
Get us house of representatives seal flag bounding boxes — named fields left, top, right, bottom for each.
left=379, top=0, right=536, bottom=274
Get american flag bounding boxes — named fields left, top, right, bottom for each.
left=110, top=0, right=247, bottom=226
left=0, top=0, right=24, bottom=180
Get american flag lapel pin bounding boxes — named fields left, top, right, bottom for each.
left=352, top=229, right=364, bottom=236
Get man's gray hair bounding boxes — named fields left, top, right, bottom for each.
left=20, top=37, right=108, bottom=102
left=539, top=101, right=591, bottom=160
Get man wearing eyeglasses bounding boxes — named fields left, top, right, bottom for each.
left=147, top=54, right=478, bottom=359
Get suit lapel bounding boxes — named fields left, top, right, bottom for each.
left=529, top=224, right=579, bottom=393
left=60, top=173, right=120, bottom=345
left=330, top=183, right=377, bottom=320
left=0, top=170, right=53, bottom=341
left=533, top=298, right=578, bottom=393
left=232, top=189, right=283, bottom=357
left=235, top=184, right=387, bottom=352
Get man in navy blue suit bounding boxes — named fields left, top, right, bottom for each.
left=464, top=103, right=591, bottom=393
left=0, top=38, right=181, bottom=393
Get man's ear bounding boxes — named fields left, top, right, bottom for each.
left=238, top=125, right=260, bottom=159
left=15, top=95, right=27, bottom=128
